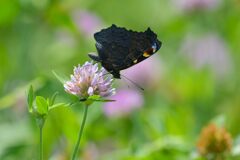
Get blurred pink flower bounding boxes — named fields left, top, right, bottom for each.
left=72, top=10, right=102, bottom=37
left=121, top=55, right=164, bottom=88
left=181, top=34, right=232, bottom=78
left=103, top=89, right=143, bottom=118
left=172, top=0, right=221, bottom=11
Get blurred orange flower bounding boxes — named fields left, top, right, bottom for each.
left=197, top=124, right=232, bottom=158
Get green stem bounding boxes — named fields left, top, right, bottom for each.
left=71, top=105, right=89, bottom=160
left=40, top=126, right=43, bottom=160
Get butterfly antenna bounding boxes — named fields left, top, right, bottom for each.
left=120, top=74, right=144, bottom=91
left=121, top=76, right=131, bottom=89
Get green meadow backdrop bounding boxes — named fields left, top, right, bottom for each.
left=0, top=0, right=240, bottom=159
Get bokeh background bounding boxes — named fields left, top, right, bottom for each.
left=0, top=0, right=240, bottom=159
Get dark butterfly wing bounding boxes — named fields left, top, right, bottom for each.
left=125, top=28, right=161, bottom=68
left=91, top=24, right=162, bottom=78
left=94, top=25, right=131, bottom=65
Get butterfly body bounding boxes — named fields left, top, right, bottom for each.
left=89, top=24, right=162, bottom=79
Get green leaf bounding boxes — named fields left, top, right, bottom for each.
left=52, top=70, right=68, bottom=84
left=79, top=95, right=116, bottom=105
left=49, top=102, right=70, bottom=111
left=27, top=85, right=34, bottom=113
left=35, top=96, right=48, bottom=115
left=46, top=98, right=50, bottom=106
left=91, top=99, right=116, bottom=102
left=49, top=92, right=58, bottom=106
left=88, top=95, right=101, bottom=100
left=88, top=95, right=116, bottom=102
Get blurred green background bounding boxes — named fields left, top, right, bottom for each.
left=0, top=0, right=240, bottom=159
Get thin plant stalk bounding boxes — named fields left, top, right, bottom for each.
left=72, top=105, right=89, bottom=160
left=39, top=125, right=43, bottom=160
left=36, top=118, right=45, bottom=160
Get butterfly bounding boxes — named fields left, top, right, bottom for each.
left=88, top=24, right=162, bottom=79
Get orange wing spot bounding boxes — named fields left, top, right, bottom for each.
left=143, top=52, right=150, bottom=57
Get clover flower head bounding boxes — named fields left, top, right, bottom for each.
left=64, top=61, right=115, bottom=99
left=197, top=124, right=232, bottom=157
